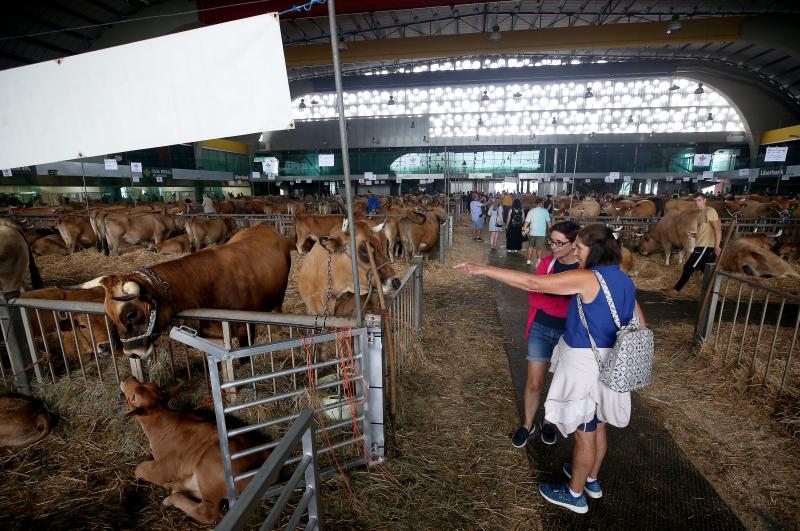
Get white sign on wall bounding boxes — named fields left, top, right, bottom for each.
left=319, top=154, right=335, bottom=167
left=359, top=179, right=365, bottom=184
left=104, top=158, right=118, bottom=170
left=406, top=153, right=421, bottom=168
left=306, top=179, right=312, bottom=184
left=623, top=176, right=631, bottom=182
left=765, top=146, right=789, bottom=162
left=1, top=169, right=11, bottom=177
left=132, top=176, right=140, bottom=183
left=609, top=172, right=620, bottom=179
left=683, top=177, right=691, bottom=182
left=261, top=158, right=278, bottom=174
left=666, top=176, right=673, bottom=182
left=739, top=168, right=750, bottom=177
left=364, top=171, right=376, bottom=180
left=693, top=154, right=712, bottom=167
left=585, top=178, right=591, bottom=183
left=130, top=161, right=142, bottom=173
left=0, top=14, right=292, bottom=169
left=703, top=171, right=714, bottom=180
left=156, top=175, right=163, bottom=183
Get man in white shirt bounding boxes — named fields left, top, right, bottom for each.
left=202, top=193, right=215, bottom=214
left=524, top=198, right=551, bottom=267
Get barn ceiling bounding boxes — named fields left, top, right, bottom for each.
left=1, top=1, right=799, bottom=108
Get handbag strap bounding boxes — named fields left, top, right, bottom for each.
left=576, top=292, right=604, bottom=367
left=591, top=270, right=621, bottom=329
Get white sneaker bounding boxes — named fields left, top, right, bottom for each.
left=526, top=260, right=532, bottom=265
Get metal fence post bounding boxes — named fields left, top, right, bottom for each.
left=439, top=222, right=446, bottom=264
left=0, top=291, right=33, bottom=394
left=363, top=319, right=386, bottom=458
left=302, top=421, right=323, bottom=530
left=698, top=263, right=721, bottom=341
left=412, top=259, right=423, bottom=334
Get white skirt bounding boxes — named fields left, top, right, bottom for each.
left=544, top=337, right=631, bottom=437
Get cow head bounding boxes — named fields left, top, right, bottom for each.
left=61, top=313, right=115, bottom=359
left=79, top=275, right=166, bottom=360
left=318, top=218, right=401, bottom=298
left=120, top=376, right=166, bottom=416
left=637, top=231, right=658, bottom=256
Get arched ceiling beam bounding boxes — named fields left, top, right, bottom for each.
left=284, top=16, right=745, bottom=68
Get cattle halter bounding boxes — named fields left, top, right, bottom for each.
left=120, top=308, right=158, bottom=344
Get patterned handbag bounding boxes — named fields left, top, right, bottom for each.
left=576, top=270, right=654, bottom=393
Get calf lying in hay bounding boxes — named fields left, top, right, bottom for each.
left=0, top=393, right=56, bottom=448
left=120, top=377, right=272, bottom=524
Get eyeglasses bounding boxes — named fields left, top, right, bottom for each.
left=547, top=238, right=571, bottom=248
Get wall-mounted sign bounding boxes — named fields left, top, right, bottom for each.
left=306, top=179, right=312, bottom=184
left=48, top=169, right=58, bottom=176
left=666, top=176, right=673, bottom=182
left=104, top=158, right=118, bottom=170
left=144, top=167, right=172, bottom=178
left=585, top=178, right=591, bottom=183
left=682, top=177, right=691, bottom=182
left=318, top=154, right=334, bottom=167
left=364, top=171, right=375, bottom=180
left=1, top=169, right=11, bottom=177
left=156, top=176, right=163, bottom=183
left=623, top=176, right=631, bottom=182
left=693, top=153, right=712, bottom=167
left=765, top=146, right=789, bottom=162
left=609, top=171, right=620, bottom=179
left=760, top=168, right=785, bottom=177
left=251, top=171, right=261, bottom=180
left=702, top=171, right=714, bottom=180
left=132, top=176, right=140, bottom=183
left=130, top=161, right=142, bottom=173
left=359, top=179, right=365, bottom=184
left=739, top=168, right=750, bottom=177
left=261, top=157, right=278, bottom=174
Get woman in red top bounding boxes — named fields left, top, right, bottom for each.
left=511, top=221, right=581, bottom=448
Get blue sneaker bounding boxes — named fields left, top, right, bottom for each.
left=511, top=425, right=535, bottom=448
left=539, top=482, right=588, bottom=514
left=562, top=463, right=603, bottom=499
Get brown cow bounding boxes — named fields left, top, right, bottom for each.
left=20, top=287, right=116, bottom=359
left=298, top=218, right=399, bottom=317
left=55, top=215, right=96, bottom=253
left=637, top=208, right=702, bottom=265
left=293, top=213, right=345, bottom=254
left=621, top=247, right=637, bottom=277
left=79, top=225, right=292, bottom=359
left=150, top=233, right=191, bottom=255
left=121, top=377, right=270, bottom=524
left=185, top=217, right=237, bottom=252
left=0, top=223, right=42, bottom=292
left=89, top=209, right=111, bottom=254
left=720, top=237, right=800, bottom=278
left=663, top=199, right=696, bottom=216
left=30, top=234, right=69, bottom=256
left=737, top=200, right=785, bottom=219
left=396, top=207, right=447, bottom=262
left=568, top=199, right=601, bottom=219
left=0, top=393, right=55, bottom=447
left=104, top=213, right=179, bottom=256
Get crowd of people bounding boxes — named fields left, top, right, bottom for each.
left=457, top=191, right=651, bottom=515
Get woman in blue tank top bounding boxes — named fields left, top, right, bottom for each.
left=456, top=224, right=647, bottom=515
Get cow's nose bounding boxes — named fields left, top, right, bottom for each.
left=97, top=343, right=111, bottom=358
left=391, top=278, right=401, bottom=290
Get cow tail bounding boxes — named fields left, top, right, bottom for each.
left=27, top=241, right=43, bottom=289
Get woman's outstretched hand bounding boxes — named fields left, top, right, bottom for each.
left=454, top=262, right=483, bottom=275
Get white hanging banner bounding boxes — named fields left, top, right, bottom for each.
left=0, top=13, right=292, bottom=169
left=604, top=176, right=614, bottom=183
left=251, top=171, right=261, bottom=180
left=781, top=175, right=790, bottom=181
left=359, top=179, right=365, bottom=184
left=623, top=176, right=631, bottom=182
left=609, top=171, right=620, bottom=179
left=738, top=168, right=749, bottom=177
left=132, top=176, right=140, bottom=183
left=104, top=158, right=118, bottom=170
left=130, top=161, right=142, bottom=173
left=1, top=169, right=11, bottom=177
left=702, top=171, right=714, bottom=180
left=666, top=176, right=673, bottom=182
left=319, top=154, right=335, bottom=167
left=682, top=177, right=691, bottom=182
left=306, top=179, right=312, bottom=184
left=156, top=175, right=163, bottom=183
left=295, top=179, right=301, bottom=184
left=364, top=171, right=376, bottom=181
left=693, top=154, right=712, bottom=167
left=585, top=178, right=591, bottom=183
left=268, top=174, right=276, bottom=180
left=406, top=153, right=421, bottom=168
left=765, top=146, right=789, bottom=162
left=261, top=157, right=278, bottom=174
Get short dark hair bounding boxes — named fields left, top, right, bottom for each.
left=577, top=224, right=621, bottom=268
left=693, top=192, right=706, bottom=199
left=550, top=221, right=581, bottom=242
left=512, top=198, right=522, bottom=209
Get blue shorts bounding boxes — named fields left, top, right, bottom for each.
left=472, top=218, right=484, bottom=229
left=577, top=414, right=600, bottom=433
left=527, top=322, right=564, bottom=363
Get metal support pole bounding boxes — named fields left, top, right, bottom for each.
left=699, top=263, right=722, bottom=341
left=412, top=258, right=423, bottom=334
left=327, top=0, right=362, bottom=325
left=0, top=292, right=33, bottom=394
left=439, top=222, right=446, bottom=264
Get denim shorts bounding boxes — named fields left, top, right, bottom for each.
left=527, top=322, right=564, bottom=363
left=472, top=218, right=484, bottom=229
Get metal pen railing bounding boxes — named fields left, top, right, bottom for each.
left=215, top=409, right=322, bottom=531
left=696, top=264, right=800, bottom=403
left=385, top=263, right=423, bottom=372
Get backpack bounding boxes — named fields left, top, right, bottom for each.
left=511, top=209, right=523, bottom=226
left=576, top=270, right=654, bottom=393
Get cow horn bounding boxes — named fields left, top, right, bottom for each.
left=371, top=214, right=387, bottom=233
left=635, top=232, right=645, bottom=237
left=341, top=217, right=349, bottom=233
left=122, top=281, right=140, bottom=296
left=74, top=276, right=107, bottom=290
left=612, top=226, right=624, bottom=232
left=772, top=229, right=783, bottom=238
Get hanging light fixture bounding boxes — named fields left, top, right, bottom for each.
left=410, top=120, right=415, bottom=129
left=422, top=135, right=428, bottom=143
left=387, top=95, right=396, bottom=105
left=706, top=112, right=713, bottom=121
left=298, top=98, right=307, bottom=109
left=481, top=90, right=490, bottom=103
left=475, top=133, right=480, bottom=141
left=666, top=14, right=682, bottom=35
left=669, top=82, right=680, bottom=91
left=627, top=115, right=634, bottom=124
left=478, top=117, right=484, bottom=126
left=311, top=98, right=319, bottom=105
left=337, top=36, right=349, bottom=52
left=584, top=86, right=594, bottom=98
left=694, top=83, right=704, bottom=95
left=551, top=117, right=557, bottom=125
left=489, top=24, right=502, bottom=44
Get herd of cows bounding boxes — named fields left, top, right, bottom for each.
left=1, top=191, right=799, bottom=524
